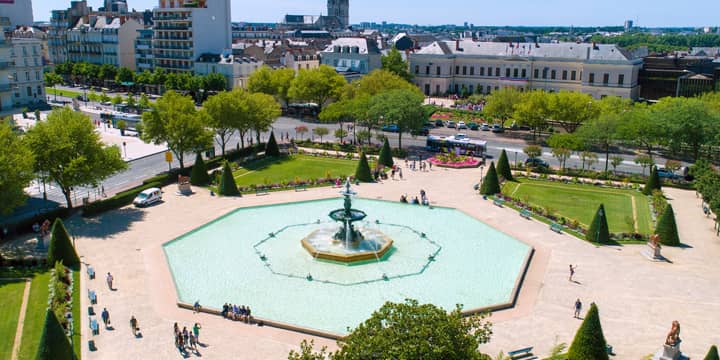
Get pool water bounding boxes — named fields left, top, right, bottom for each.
left=163, top=198, right=531, bottom=335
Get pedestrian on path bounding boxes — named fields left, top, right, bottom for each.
left=101, top=308, right=110, bottom=328
left=569, top=264, right=577, bottom=282
left=193, top=323, right=201, bottom=344
left=130, top=316, right=138, bottom=336
left=106, top=272, right=114, bottom=290
left=574, top=298, right=582, bottom=318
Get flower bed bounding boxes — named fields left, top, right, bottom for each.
left=428, top=154, right=481, bottom=169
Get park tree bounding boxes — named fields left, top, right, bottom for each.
left=333, top=299, right=492, bottom=360
left=25, top=108, right=126, bottom=208
left=190, top=153, right=210, bottom=186
left=141, top=91, right=213, bottom=169
left=484, top=87, right=523, bottom=124
left=368, top=89, right=426, bottom=149
left=265, top=131, right=280, bottom=157
left=577, top=112, right=621, bottom=173
left=203, top=72, right=227, bottom=91
left=350, top=69, right=420, bottom=99
left=313, top=127, right=329, bottom=142
left=295, top=125, right=309, bottom=141
left=99, top=91, right=110, bottom=104
left=98, top=64, right=117, bottom=83
left=610, top=156, right=624, bottom=174
left=36, top=309, right=74, bottom=360
left=0, top=121, right=34, bottom=215
left=203, top=91, right=240, bottom=156
left=480, top=162, right=501, bottom=195
left=652, top=97, right=719, bottom=160
left=567, top=303, right=609, bottom=360
left=248, top=66, right=295, bottom=106
left=138, top=93, right=150, bottom=111
left=618, top=103, right=662, bottom=159
left=635, top=155, right=654, bottom=176
left=288, top=65, right=346, bottom=110
left=355, top=152, right=373, bottom=182
left=547, top=91, right=599, bottom=133
left=288, top=340, right=330, bottom=360
left=378, top=138, right=394, bottom=167
left=547, top=133, right=581, bottom=171
left=523, top=145, right=542, bottom=160
left=704, top=345, right=719, bottom=360
left=48, top=218, right=80, bottom=267
left=644, top=166, right=662, bottom=195
left=381, top=47, right=413, bottom=81
left=111, top=94, right=123, bottom=106
left=247, top=92, right=281, bottom=144
left=587, top=204, right=610, bottom=244
left=496, top=149, right=514, bottom=181
left=115, top=66, right=135, bottom=84
left=655, top=204, right=680, bottom=246
left=334, top=128, right=348, bottom=143
left=44, top=72, right=64, bottom=102
left=218, top=162, right=240, bottom=196
left=136, top=70, right=152, bottom=87
left=514, top=90, right=550, bottom=139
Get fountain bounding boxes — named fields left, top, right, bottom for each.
left=301, top=179, right=394, bottom=263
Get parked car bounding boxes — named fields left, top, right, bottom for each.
left=457, top=121, right=467, bottom=129
left=434, top=119, right=445, bottom=127
left=491, top=124, right=504, bottom=133
left=133, top=188, right=163, bottom=207
left=468, top=122, right=479, bottom=130
left=446, top=121, right=457, bottom=128
left=525, top=158, right=549, bottom=168
left=381, top=124, right=400, bottom=133
left=481, top=123, right=490, bottom=131
left=656, top=168, right=680, bottom=180
left=424, top=121, right=435, bottom=128
left=411, top=128, right=430, bottom=136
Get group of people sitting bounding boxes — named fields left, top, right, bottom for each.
left=400, top=189, right=430, bottom=206
left=221, top=303, right=253, bottom=323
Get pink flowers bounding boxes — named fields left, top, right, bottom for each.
left=428, top=155, right=481, bottom=169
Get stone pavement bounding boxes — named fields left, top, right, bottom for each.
left=68, top=165, right=720, bottom=359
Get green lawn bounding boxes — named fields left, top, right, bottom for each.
left=0, top=279, right=26, bottom=359
left=233, top=155, right=370, bottom=187
left=17, top=272, right=50, bottom=360
left=502, top=179, right=652, bottom=234
left=71, top=270, right=81, bottom=357
left=46, top=87, right=83, bottom=99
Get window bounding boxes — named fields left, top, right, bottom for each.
left=469, top=85, right=474, bottom=93
left=436, top=85, right=440, bottom=95
left=424, top=84, right=430, bottom=95
left=455, top=66, right=460, bottom=75
left=462, top=66, right=467, bottom=75
left=454, top=84, right=459, bottom=93
left=35, top=71, right=40, bottom=81
left=551, top=70, right=556, bottom=80
left=27, top=86, right=32, bottom=97
left=562, top=70, right=567, bottom=80
left=521, top=69, right=526, bottom=78
left=37, top=85, right=42, bottom=96
left=571, top=70, right=577, bottom=81
left=534, top=69, right=539, bottom=78
left=589, top=73, right=595, bottom=84
left=495, top=67, right=500, bottom=76
left=470, top=67, right=474, bottom=75
left=480, top=67, right=485, bottom=76
left=542, top=68, right=548, bottom=79
left=415, top=65, right=419, bottom=74
left=513, top=68, right=518, bottom=78
left=486, top=85, right=492, bottom=93
left=25, top=72, right=30, bottom=81
left=603, top=73, right=609, bottom=85
left=436, top=66, right=441, bottom=75
left=618, top=74, right=625, bottom=85
left=505, top=68, right=510, bottom=77
left=12, top=73, right=17, bottom=82
left=487, top=67, right=492, bottom=76
left=425, top=66, right=429, bottom=75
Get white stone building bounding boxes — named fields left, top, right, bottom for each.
left=8, top=37, right=45, bottom=107
left=195, top=52, right=263, bottom=89
left=409, top=40, right=642, bottom=99
left=67, top=15, right=143, bottom=70
left=0, top=32, right=15, bottom=111
left=0, top=0, right=33, bottom=28
left=320, top=37, right=381, bottom=76
left=283, top=48, right=320, bottom=73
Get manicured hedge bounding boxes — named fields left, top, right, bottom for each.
left=480, top=162, right=501, bottom=195
left=497, top=149, right=514, bottom=181
left=568, top=303, right=609, bottom=360
left=378, top=138, right=394, bottom=167
left=587, top=204, right=610, bottom=244
left=82, top=181, right=163, bottom=217
left=656, top=204, right=680, bottom=246
left=35, top=309, right=74, bottom=360
left=265, top=132, right=280, bottom=157
left=47, top=219, right=79, bottom=267
left=355, top=153, right=373, bottom=182
left=190, top=152, right=211, bottom=186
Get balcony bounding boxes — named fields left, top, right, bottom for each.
left=155, top=53, right=192, bottom=60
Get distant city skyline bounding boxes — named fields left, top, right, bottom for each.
left=32, top=0, right=720, bottom=28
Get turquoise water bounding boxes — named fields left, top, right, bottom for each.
left=163, top=198, right=531, bottom=335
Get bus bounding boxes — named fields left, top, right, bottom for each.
left=101, top=112, right=143, bottom=130
left=426, top=134, right=487, bottom=156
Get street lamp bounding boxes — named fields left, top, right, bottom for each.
left=480, top=165, right=485, bottom=186
left=123, top=141, right=127, bottom=159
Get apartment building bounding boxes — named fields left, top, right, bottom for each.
left=8, top=37, right=45, bottom=106
left=152, top=0, right=231, bottom=73
left=0, top=32, right=14, bottom=110
left=320, top=37, right=382, bottom=77
left=135, top=28, right=154, bottom=71
left=67, top=15, right=143, bottom=70
left=195, top=52, right=263, bottom=89
left=409, top=40, right=643, bottom=99
left=283, top=48, right=320, bottom=72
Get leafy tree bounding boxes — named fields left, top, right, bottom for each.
left=48, top=218, right=80, bottom=267
left=496, top=149, right=514, bottom=181
left=248, top=66, right=295, bottom=106
left=203, top=91, right=240, bottom=157
left=125, top=96, right=136, bottom=111
left=116, top=120, right=127, bottom=136
left=381, top=47, right=412, bottom=81
left=288, top=339, right=330, bottom=360
left=547, top=91, right=599, bottom=133
left=635, top=155, right=653, bottom=175
left=99, top=64, right=117, bottom=82
left=87, top=91, right=99, bottom=103
left=115, top=67, right=135, bottom=84
left=295, top=126, right=308, bottom=140
left=25, top=108, right=126, bottom=208
left=514, top=90, right=549, bottom=139
left=288, top=65, right=346, bottom=110
left=247, top=92, right=282, bottom=144
left=652, top=97, right=719, bottom=161
left=350, top=69, right=420, bottom=99
left=704, top=345, right=719, bottom=360
left=36, top=309, right=74, bottom=360
left=580, top=151, right=598, bottom=172
left=265, top=131, right=280, bottom=157
left=567, top=303, right=609, bottom=360
left=111, top=94, right=123, bottom=106
left=333, top=299, right=492, bottom=360
left=655, top=204, right=680, bottom=246
left=587, top=204, right=610, bottom=244
left=44, top=72, right=64, bottom=102
left=334, top=128, right=348, bottom=143
left=190, top=152, right=210, bottom=186
left=0, top=121, right=34, bottom=214
left=138, top=94, right=150, bottom=111
left=141, top=91, right=213, bottom=169
left=313, top=127, right=329, bottom=142
left=203, top=72, right=227, bottom=91
left=368, top=89, right=426, bottom=149
left=665, top=160, right=681, bottom=175
left=617, top=103, right=661, bottom=159
left=523, top=145, right=542, bottom=160
left=577, top=113, right=621, bottom=173
left=378, top=138, right=394, bottom=167
left=610, top=156, right=624, bottom=174
left=136, top=70, right=153, bottom=87
left=547, top=133, right=580, bottom=171
left=480, top=162, right=501, bottom=195
left=644, top=166, right=662, bottom=195
left=355, top=152, right=373, bottom=182
left=218, top=162, right=240, bottom=196
left=99, top=91, right=110, bottom=104
left=484, top=88, right=523, bottom=123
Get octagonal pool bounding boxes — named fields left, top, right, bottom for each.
left=163, top=198, right=531, bottom=335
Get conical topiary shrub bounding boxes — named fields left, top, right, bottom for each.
left=643, top=166, right=662, bottom=195
left=190, top=152, right=210, bottom=186
left=496, top=149, right=514, bottom=181
left=36, top=309, right=74, bottom=360
left=587, top=204, right=610, bottom=243
left=48, top=218, right=79, bottom=267
left=265, top=131, right=280, bottom=157
left=218, top=162, right=240, bottom=196
left=705, top=345, right=719, bottom=360
left=480, top=161, right=501, bottom=195
left=355, top=152, right=373, bottom=182
left=568, top=303, right=609, bottom=360
left=378, top=138, right=394, bottom=168
left=655, top=204, right=680, bottom=246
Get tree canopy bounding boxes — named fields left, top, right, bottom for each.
left=288, top=65, right=347, bottom=110
left=248, top=66, right=296, bottom=106
left=367, top=88, right=426, bottom=149
left=0, top=121, right=34, bottom=215
left=381, top=47, right=413, bottom=81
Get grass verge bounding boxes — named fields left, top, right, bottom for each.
left=0, top=279, right=26, bottom=359
left=17, top=271, right=51, bottom=360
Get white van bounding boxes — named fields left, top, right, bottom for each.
left=133, top=188, right=162, bottom=207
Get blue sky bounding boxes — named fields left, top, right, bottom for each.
left=33, top=0, right=720, bottom=27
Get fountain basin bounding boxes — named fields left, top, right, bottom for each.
left=301, top=228, right=394, bottom=264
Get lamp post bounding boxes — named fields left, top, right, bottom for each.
left=122, top=141, right=127, bottom=159
left=514, top=151, right=518, bottom=169
left=480, top=165, right=485, bottom=187
left=596, top=207, right=604, bottom=242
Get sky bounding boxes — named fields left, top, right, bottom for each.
left=32, top=0, right=720, bottom=27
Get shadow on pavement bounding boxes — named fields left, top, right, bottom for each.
left=69, top=207, right=147, bottom=239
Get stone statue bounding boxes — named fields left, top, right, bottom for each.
left=665, top=320, right=681, bottom=347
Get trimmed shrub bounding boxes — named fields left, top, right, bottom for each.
left=265, top=131, right=280, bottom=157
left=36, top=309, right=74, bottom=360
left=705, top=345, right=719, bottom=360
left=586, top=204, right=610, bottom=244
left=655, top=204, right=680, bottom=246
left=47, top=219, right=79, bottom=267
left=496, top=149, right=514, bottom=181
left=643, top=166, right=661, bottom=195
left=355, top=152, right=373, bottom=182
left=82, top=181, right=163, bottom=217
left=218, top=162, right=240, bottom=196
left=480, top=161, right=500, bottom=195
left=378, top=138, right=394, bottom=167
left=190, top=152, right=211, bottom=186
left=568, top=303, right=609, bottom=360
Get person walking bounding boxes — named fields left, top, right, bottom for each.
left=193, top=323, right=201, bottom=344
left=130, top=316, right=138, bottom=336
left=106, top=272, right=114, bottom=290
left=569, top=264, right=577, bottom=282
left=574, top=298, right=582, bottom=318
left=188, top=333, right=197, bottom=351
left=101, top=308, right=110, bottom=328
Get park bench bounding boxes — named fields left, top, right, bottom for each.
left=550, top=223, right=563, bottom=233
left=519, top=209, right=532, bottom=219
left=87, top=266, right=95, bottom=280
left=493, top=198, right=505, bottom=207
left=89, top=317, right=99, bottom=335
left=294, top=185, right=307, bottom=192
left=88, top=306, right=95, bottom=316
left=88, top=289, right=97, bottom=305
left=256, top=188, right=269, bottom=196
left=507, top=346, right=534, bottom=359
